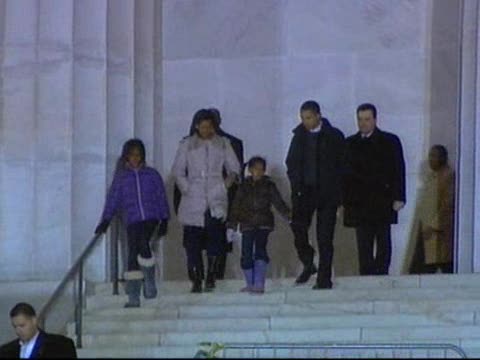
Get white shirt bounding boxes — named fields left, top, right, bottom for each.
left=309, top=122, right=322, bottom=133
left=19, top=331, right=40, bottom=359
left=361, top=131, right=373, bottom=138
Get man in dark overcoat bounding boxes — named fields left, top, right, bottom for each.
left=343, top=103, right=406, bottom=275
left=286, top=100, right=345, bottom=289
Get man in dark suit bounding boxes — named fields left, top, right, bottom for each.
left=0, top=302, right=77, bottom=359
left=343, top=103, right=406, bottom=275
left=286, top=100, right=345, bottom=289
left=173, top=108, right=244, bottom=281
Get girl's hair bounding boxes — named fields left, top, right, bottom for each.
left=247, top=156, right=267, bottom=171
left=431, top=144, right=448, bottom=166
left=114, top=138, right=146, bottom=175
left=189, top=109, right=218, bottom=135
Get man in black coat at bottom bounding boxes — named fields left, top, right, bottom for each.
left=343, top=103, right=406, bottom=276
left=286, top=100, right=345, bottom=289
left=173, top=108, right=244, bottom=282
left=0, top=302, right=77, bottom=359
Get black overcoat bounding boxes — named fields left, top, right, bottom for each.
left=342, top=127, right=406, bottom=226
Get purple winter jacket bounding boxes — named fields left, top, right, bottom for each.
left=100, top=165, right=170, bottom=226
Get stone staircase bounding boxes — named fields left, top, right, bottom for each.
left=71, top=274, right=480, bottom=358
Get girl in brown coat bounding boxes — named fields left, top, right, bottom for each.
left=228, top=157, right=291, bottom=293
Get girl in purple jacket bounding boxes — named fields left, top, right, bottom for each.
left=95, top=139, right=170, bottom=307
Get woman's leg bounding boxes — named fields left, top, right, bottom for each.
left=183, top=225, right=204, bottom=292
left=204, top=211, right=225, bottom=291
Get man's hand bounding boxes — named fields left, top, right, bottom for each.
left=393, top=201, right=405, bottom=212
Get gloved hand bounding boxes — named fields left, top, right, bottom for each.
left=157, top=220, right=168, bottom=237
left=210, top=207, right=227, bottom=222
left=226, top=227, right=242, bottom=243
left=95, top=220, right=110, bottom=235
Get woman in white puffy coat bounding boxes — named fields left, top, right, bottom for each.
left=172, top=109, right=240, bottom=293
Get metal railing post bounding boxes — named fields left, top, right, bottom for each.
left=75, top=263, right=83, bottom=349
left=111, top=220, right=119, bottom=295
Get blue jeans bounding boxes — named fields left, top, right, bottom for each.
left=241, top=229, right=271, bottom=270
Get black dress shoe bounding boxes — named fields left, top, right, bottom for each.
left=191, top=279, right=202, bottom=293
left=295, top=264, right=318, bottom=285
left=312, top=279, right=333, bottom=290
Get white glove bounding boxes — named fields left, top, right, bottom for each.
left=210, top=207, right=227, bottom=222
left=226, top=228, right=242, bottom=243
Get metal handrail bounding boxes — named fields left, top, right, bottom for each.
left=221, top=343, right=468, bottom=358
left=37, top=232, right=114, bottom=348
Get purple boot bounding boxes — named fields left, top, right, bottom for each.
left=252, top=260, right=267, bottom=294
left=240, top=268, right=254, bottom=292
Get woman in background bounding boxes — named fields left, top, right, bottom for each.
left=409, top=145, right=455, bottom=274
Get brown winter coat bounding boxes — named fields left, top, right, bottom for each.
left=228, top=176, right=291, bottom=232
left=418, top=166, right=455, bottom=264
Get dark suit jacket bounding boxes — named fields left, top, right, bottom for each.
left=342, top=127, right=406, bottom=226
left=0, top=330, right=77, bottom=359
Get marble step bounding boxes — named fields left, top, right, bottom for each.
left=77, top=345, right=198, bottom=359
left=70, top=312, right=476, bottom=337
left=78, top=326, right=480, bottom=347
left=85, top=286, right=480, bottom=311
left=77, top=344, right=468, bottom=359
left=92, top=273, right=480, bottom=296
left=84, top=297, right=480, bottom=320
left=94, top=273, right=480, bottom=295
left=80, top=328, right=363, bottom=347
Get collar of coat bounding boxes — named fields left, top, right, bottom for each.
left=188, top=133, right=226, bottom=150
left=292, top=117, right=332, bottom=135
left=353, top=126, right=382, bottom=141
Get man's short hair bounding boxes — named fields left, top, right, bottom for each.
left=356, top=103, right=377, bottom=119
left=300, top=100, right=321, bottom=114
left=10, top=302, right=36, bottom=318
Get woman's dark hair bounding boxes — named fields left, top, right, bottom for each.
left=431, top=144, right=449, bottom=166
left=300, top=100, right=321, bottom=114
left=189, top=109, right=218, bottom=136
left=114, top=138, right=146, bottom=175
left=247, top=156, right=267, bottom=171
left=356, top=103, right=377, bottom=119
left=10, top=302, right=36, bottom=318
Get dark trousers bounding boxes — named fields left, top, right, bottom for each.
left=291, top=187, right=337, bottom=281
left=126, top=220, right=158, bottom=271
left=241, top=229, right=270, bottom=270
left=183, top=211, right=225, bottom=271
left=355, top=224, right=391, bottom=275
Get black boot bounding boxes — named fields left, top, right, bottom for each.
left=312, top=274, right=333, bottom=290
left=295, top=264, right=317, bottom=285
left=204, top=256, right=218, bottom=292
left=215, top=253, right=227, bottom=280
left=188, top=268, right=202, bottom=293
